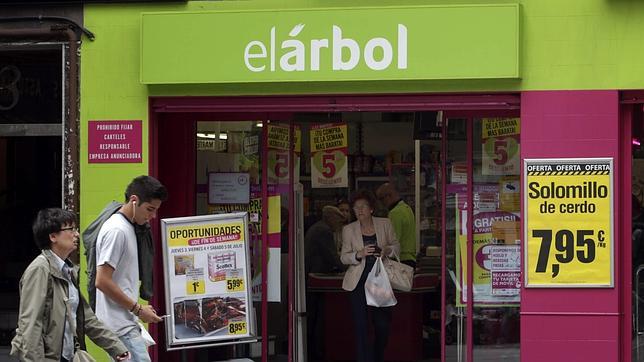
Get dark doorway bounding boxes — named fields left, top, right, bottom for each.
left=0, top=45, right=63, bottom=354
left=0, top=136, right=62, bottom=347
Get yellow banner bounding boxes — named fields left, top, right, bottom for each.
left=267, top=124, right=301, bottom=152
left=310, top=123, right=348, bottom=152
left=482, top=118, right=520, bottom=139
left=168, top=222, right=245, bottom=247
left=525, top=159, right=612, bottom=286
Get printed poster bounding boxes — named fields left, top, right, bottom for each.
left=208, top=193, right=282, bottom=302
left=310, top=123, right=348, bottom=188
left=267, top=123, right=301, bottom=184
left=161, top=213, right=256, bottom=348
left=524, top=158, right=613, bottom=287
left=481, top=118, right=520, bottom=175
left=240, top=133, right=260, bottom=184
left=452, top=184, right=521, bottom=306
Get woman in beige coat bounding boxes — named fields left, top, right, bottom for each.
left=11, top=208, right=129, bottom=362
left=340, top=190, right=400, bottom=362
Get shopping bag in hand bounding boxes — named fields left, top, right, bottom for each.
left=383, top=253, right=414, bottom=292
left=364, top=257, right=397, bottom=307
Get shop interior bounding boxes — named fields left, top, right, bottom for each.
left=632, top=106, right=644, bottom=362
left=178, top=109, right=521, bottom=361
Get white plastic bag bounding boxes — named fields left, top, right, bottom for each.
left=139, top=322, right=156, bottom=347
left=364, top=257, right=397, bottom=307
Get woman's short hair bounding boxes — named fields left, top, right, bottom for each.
left=32, top=208, right=77, bottom=250
left=350, top=189, right=376, bottom=210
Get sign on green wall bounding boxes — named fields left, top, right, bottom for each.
left=141, top=4, right=519, bottom=84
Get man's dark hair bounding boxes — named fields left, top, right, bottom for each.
left=124, top=175, right=168, bottom=203
left=32, top=208, right=77, bottom=250
left=350, top=189, right=377, bottom=210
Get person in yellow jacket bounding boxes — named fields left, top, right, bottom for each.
left=11, top=208, right=129, bottom=362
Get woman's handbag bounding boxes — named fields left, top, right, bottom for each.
left=364, top=257, right=397, bottom=307
left=383, top=253, right=414, bottom=292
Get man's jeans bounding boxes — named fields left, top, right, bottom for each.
left=119, top=327, right=151, bottom=362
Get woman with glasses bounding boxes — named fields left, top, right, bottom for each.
left=11, top=208, right=130, bottom=362
left=340, top=190, right=400, bottom=362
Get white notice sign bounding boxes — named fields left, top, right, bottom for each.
left=208, top=173, right=250, bottom=204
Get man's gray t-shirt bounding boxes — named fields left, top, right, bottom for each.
left=95, top=213, right=139, bottom=336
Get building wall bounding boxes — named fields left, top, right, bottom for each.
left=520, top=90, right=621, bottom=362
left=80, top=1, right=644, bottom=360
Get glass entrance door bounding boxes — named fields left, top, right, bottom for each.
left=442, top=116, right=521, bottom=362
left=632, top=105, right=644, bottom=361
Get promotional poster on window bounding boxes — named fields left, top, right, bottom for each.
left=453, top=182, right=521, bottom=306
left=161, top=213, right=256, bottom=349
left=481, top=118, right=520, bottom=176
left=266, top=123, right=301, bottom=185
left=310, top=122, right=348, bottom=188
left=208, top=188, right=283, bottom=302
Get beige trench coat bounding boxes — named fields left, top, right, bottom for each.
left=10, top=249, right=127, bottom=361
left=340, top=217, right=400, bottom=291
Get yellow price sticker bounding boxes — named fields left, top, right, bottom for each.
left=226, top=278, right=244, bottom=292
left=186, top=279, right=205, bottom=295
left=228, top=321, right=247, bottom=335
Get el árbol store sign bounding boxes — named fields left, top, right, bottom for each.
left=140, top=4, right=519, bottom=84
left=524, top=158, right=613, bottom=287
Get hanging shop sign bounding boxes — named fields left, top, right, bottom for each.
left=310, top=123, right=348, bottom=188
left=87, top=120, right=142, bottom=163
left=524, top=158, right=613, bottom=287
left=453, top=184, right=521, bottom=306
left=208, top=172, right=250, bottom=204
left=208, top=192, right=282, bottom=302
left=481, top=118, right=520, bottom=175
left=141, top=4, right=519, bottom=84
left=267, top=123, right=301, bottom=185
left=161, top=212, right=256, bottom=350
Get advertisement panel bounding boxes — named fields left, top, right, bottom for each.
left=524, top=158, right=613, bottom=287
left=310, top=122, right=348, bottom=188
left=481, top=118, right=520, bottom=175
left=161, top=213, right=256, bottom=349
left=453, top=183, right=521, bottom=305
left=208, top=193, right=282, bottom=302
left=266, top=123, right=301, bottom=185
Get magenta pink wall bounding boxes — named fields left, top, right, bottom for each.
left=520, top=90, right=623, bottom=362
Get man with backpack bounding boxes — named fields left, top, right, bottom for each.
left=83, top=202, right=155, bottom=312
left=93, top=175, right=168, bottom=362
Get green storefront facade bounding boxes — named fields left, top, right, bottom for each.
left=79, top=1, right=644, bottom=361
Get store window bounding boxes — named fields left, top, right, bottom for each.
left=176, top=111, right=521, bottom=361
left=445, top=117, right=521, bottom=361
